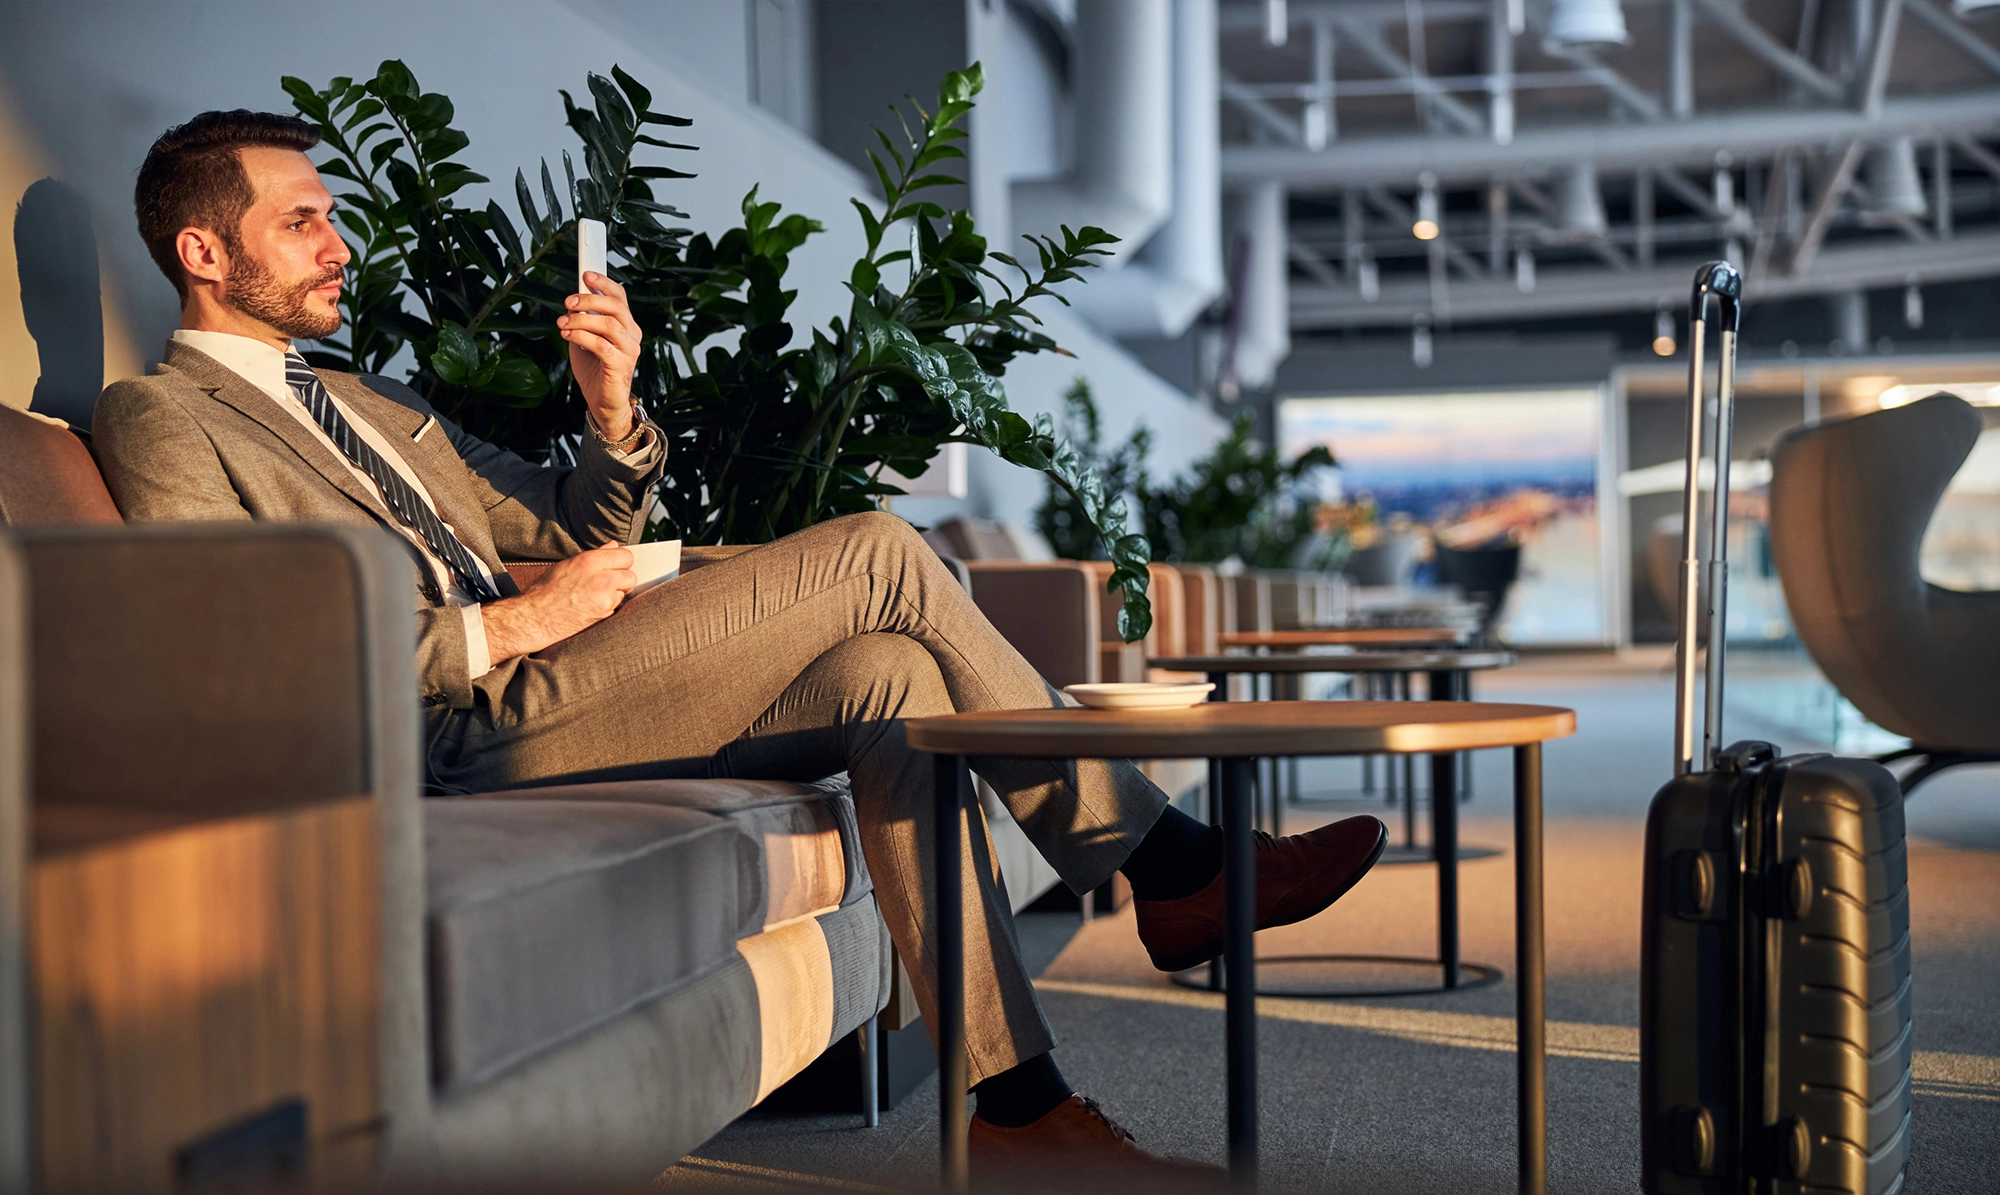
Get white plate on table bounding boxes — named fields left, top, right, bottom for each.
left=1061, top=682, right=1215, bottom=711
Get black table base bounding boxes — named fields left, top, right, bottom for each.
left=929, top=741, right=1548, bottom=1194
left=1171, top=954, right=1502, bottom=998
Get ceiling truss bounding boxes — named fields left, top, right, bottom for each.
left=1217, top=0, right=2000, bottom=330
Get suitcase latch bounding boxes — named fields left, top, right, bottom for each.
left=1674, top=850, right=1724, bottom=920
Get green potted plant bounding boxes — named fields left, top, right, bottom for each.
left=1039, top=383, right=1340, bottom=571
left=283, top=61, right=1155, bottom=639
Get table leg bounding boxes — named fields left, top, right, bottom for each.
left=1221, top=755, right=1259, bottom=1187
left=933, top=754, right=969, bottom=1192
left=1428, top=670, right=1462, bottom=988
left=1396, top=672, right=1417, bottom=848
left=1207, top=673, right=1227, bottom=992
left=1514, top=743, right=1547, bottom=1195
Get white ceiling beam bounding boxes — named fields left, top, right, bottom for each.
left=1904, top=0, right=2000, bottom=79
left=1221, top=91, right=2000, bottom=185
left=1692, top=0, right=1847, bottom=102
left=1856, top=0, right=1906, bottom=116
left=1541, top=45, right=1666, bottom=122
left=1221, top=71, right=1308, bottom=146
left=1789, top=141, right=1866, bottom=273
left=1332, top=15, right=1487, bottom=136
left=1957, top=136, right=2000, bottom=182
left=1287, top=227, right=2000, bottom=326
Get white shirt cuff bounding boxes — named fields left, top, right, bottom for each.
left=606, top=424, right=659, bottom=461
left=462, top=603, right=494, bottom=679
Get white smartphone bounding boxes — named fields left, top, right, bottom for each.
left=577, top=217, right=607, bottom=294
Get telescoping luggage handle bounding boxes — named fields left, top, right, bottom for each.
left=1674, top=261, right=1744, bottom=778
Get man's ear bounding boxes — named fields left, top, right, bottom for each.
left=175, top=226, right=230, bottom=288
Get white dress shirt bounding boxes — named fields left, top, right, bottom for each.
left=174, top=331, right=527, bottom=677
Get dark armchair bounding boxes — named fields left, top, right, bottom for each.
left=1767, top=392, right=2000, bottom=793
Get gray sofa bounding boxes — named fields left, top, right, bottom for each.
left=0, top=400, right=1136, bottom=1187
left=1, top=521, right=893, bottom=1185
left=0, top=399, right=902, bottom=1188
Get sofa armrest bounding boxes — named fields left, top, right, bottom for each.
left=962, top=562, right=1101, bottom=688
left=9, top=523, right=430, bottom=1150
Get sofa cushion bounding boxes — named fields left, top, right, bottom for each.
left=466, top=777, right=865, bottom=937
left=423, top=798, right=750, bottom=1090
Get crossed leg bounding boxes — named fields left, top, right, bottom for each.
left=434, top=511, right=1170, bottom=1079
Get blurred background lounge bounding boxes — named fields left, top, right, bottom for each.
left=3, top=1, right=1999, bottom=1192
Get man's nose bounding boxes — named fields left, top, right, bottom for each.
left=321, top=227, right=352, bottom=266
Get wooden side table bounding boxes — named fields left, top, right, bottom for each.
left=908, top=700, right=1575, bottom=1192
left=1218, top=627, right=1463, bottom=649
left=1151, top=650, right=1519, bottom=999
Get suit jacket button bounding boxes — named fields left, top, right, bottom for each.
left=422, top=693, right=447, bottom=708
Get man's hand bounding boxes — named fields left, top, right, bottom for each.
left=481, top=545, right=637, bottom=661
left=560, top=272, right=643, bottom=441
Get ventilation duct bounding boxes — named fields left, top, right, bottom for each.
left=1863, top=137, right=1928, bottom=221
left=1228, top=180, right=1290, bottom=390
left=1545, top=0, right=1629, bottom=47
left=1012, top=0, right=1172, bottom=257
left=1056, top=0, right=1226, bottom=338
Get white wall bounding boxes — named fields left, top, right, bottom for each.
left=0, top=0, right=1219, bottom=527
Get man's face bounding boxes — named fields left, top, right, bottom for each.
left=221, top=146, right=349, bottom=340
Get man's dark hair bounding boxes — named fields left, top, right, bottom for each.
left=134, top=110, right=321, bottom=301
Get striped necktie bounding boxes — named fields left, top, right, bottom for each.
left=283, top=350, right=500, bottom=602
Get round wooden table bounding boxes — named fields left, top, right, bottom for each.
left=907, top=700, right=1576, bottom=1192
left=1157, top=647, right=1516, bottom=834
left=1219, top=627, right=1463, bottom=649
left=1151, top=649, right=1520, bottom=1000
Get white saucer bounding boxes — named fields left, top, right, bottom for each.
left=1061, top=682, right=1215, bottom=711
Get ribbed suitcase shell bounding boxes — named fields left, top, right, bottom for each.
left=1641, top=745, right=1912, bottom=1193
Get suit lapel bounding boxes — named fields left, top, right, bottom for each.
left=317, top=373, right=505, bottom=572
left=163, top=341, right=395, bottom=524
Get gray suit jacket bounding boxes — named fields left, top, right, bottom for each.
left=93, top=338, right=667, bottom=713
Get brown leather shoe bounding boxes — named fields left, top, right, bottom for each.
left=1133, top=814, right=1387, bottom=972
left=969, top=1094, right=1220, bottom=1186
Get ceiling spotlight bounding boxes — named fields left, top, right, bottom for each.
left=1864, top=137, right=1928, bottom=222
left=1905, top=278, right=1925, bottom=329
left=1413, top=173, right=1441, bottom=241
left=1558, top=162, right=1607, bottom=239
left=1516, top=248, right=1536, bottom=294
left=1653, top=306, right=1677, bottom=357
left=1412, top=315, right=1434, bottom=369
left=1546, top=0, right=1630, bottom=47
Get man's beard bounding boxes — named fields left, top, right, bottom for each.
left=224, top=250, right=344, bottom=341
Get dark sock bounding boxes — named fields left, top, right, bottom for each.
left=973, top=1052, right=1073, bottom=1128
left=1119, top=804, right=1224, bottom=901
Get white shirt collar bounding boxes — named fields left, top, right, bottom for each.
left=171, top=329, right=292, bottom=405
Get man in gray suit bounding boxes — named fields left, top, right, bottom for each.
left=96, top=110, right=1385, bottom=1176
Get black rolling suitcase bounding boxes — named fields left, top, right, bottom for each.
left=1640, top=262, right=1913, bottom=1195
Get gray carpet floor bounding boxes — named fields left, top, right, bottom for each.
left=660, top=652, right=2000, bottom=1192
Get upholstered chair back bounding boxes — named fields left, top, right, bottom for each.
left=1768, top=392, right=2000, bottom=751
left=0, top=405, right=122, bottom=526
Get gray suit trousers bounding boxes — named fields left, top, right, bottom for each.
left=432, top=511, right=1171, bottom=1081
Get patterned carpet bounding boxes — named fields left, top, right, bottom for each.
left=661, top=652, right=2000, bottom=1193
